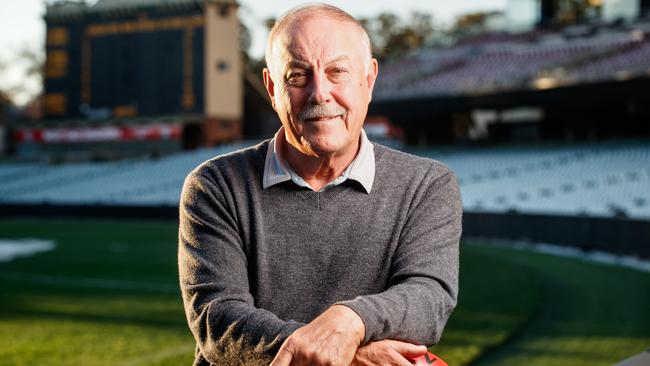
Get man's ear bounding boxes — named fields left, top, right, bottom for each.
left=263, top=68, right=276, bottom=110
left=366, top=58, right=379, bottom=103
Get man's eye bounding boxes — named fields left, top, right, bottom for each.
left=329, top=68, right=349, bottom=80
left=329, top=68, right=348, bottom=75
left=287, top=72, right=308, bottom=86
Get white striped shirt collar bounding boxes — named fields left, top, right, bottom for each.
left=262, top=127, right=375, bottom=194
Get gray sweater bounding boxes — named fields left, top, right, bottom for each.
left=178, top=140, right=462, bottom=365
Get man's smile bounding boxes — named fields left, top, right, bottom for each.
left=305, top=115, right=343, bottom=122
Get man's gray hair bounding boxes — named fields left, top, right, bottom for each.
left=264, top=3, right=373, bottom=75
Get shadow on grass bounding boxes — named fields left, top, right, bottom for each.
left=467, top=242, right=650, bottom=366
left=1, top=307, right=187, bottom=329
left=430, top=243, right=544, bottom=365
left=0, top=288, right=187, bottom=329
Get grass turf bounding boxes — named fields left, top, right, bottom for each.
left=465, top=242, right=650, bottom=366
left=0, top=219, right=648, bottom=365
left=0, top=219, right=194, bottom=366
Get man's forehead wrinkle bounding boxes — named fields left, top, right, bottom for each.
left=284, top=36, right=353, bottom=67
left=285, top=17, right=356, bottom=47
left=325, top=55, right=352, bottom=65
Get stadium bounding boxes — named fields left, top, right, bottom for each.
left=1, top=0, right=649, bottom=365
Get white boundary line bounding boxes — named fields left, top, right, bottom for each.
left=466, top=237, right=650, bottom=273
left=0, top=239, right=56, bottom=262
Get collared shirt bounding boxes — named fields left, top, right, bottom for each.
left=262, top=127, right=375, bottom=193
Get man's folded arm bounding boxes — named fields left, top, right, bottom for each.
left=178, top=171, right=304, bottom=363
left=338, top=167, right=462, bottom=346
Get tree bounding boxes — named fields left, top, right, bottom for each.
left=0, top=44, right=44, bottom=108
left=360, top=12, right=445, bottom=62
left=240, top=17, right=268, bottom=85
left=451, top=11, right=503, bottom=38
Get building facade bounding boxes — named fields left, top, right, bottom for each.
left=36, top=0, right=241, bottom=159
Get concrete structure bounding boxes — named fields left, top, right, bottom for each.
left=40, top=0, right=241, bottom=158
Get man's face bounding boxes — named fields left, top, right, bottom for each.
left=264, top=15, right=378, bottom=158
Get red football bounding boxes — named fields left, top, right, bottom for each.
left=410, top=351, right=448, bottom=366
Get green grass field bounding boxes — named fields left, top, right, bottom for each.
left=0, top=219, right=648, bottom=365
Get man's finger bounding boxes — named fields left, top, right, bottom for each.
left=269, top=345, right=293, bottom=366
left=386, top=339, right=428, bottom=358
left=388, top=348, right=423, bottom=366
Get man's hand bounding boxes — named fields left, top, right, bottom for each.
left=351, top=339, right=428, bottom=366
left=270, top=305, right=365, bottom=366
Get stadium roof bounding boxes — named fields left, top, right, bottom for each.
left=93, top=0, right=235, bottom=11
left=46, top=0, right=236, bottom=18
left=45, top=1, right=87, bottom=17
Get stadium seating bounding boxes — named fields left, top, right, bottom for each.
left=374, top=24, right=649, bottom=100
left=572, top=41, right=650, bottom=82
left=1, top=140, right=649, bottom=220
left=422, top=142, right=650, bottom=219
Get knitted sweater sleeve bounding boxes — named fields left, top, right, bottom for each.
left=178, top=171, right=303, bottom=363
left=337, top=165, right=462, bottom=346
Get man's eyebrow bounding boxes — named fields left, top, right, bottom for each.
left=287, top=59, right=310, bottom=69
left=286, top=55, right=352, bottom=69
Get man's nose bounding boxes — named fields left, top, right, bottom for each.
left=308, top=71, right=332, bottom=105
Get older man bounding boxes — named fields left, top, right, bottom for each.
left=178, top=3, right=462, bottom=366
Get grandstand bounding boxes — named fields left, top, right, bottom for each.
left=420, top=141, right=650, bottom=219
left=1, top=139, right=649, bottom=221
left=374, top=20, right=650, bottom=100
left=368, top=17, right=650, bottom=145
left=0, top=142, right=247, bottom=206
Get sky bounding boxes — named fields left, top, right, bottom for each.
left=0, top=0, right=507, bottom=105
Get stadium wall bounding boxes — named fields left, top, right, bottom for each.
left=463, top=212, right=650, bottom=258
left=2, top=203, right=648, bottom=258
left=372, top=75, right=650, bottom=145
